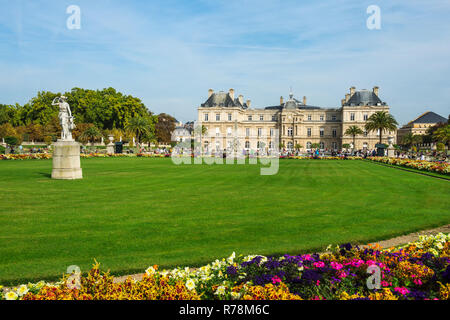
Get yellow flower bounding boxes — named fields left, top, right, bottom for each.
left=5, top=291, right=18, bottom=300
left=185, top=279, right=196, bottom=291
left=17, top=285, right=29, bottom=296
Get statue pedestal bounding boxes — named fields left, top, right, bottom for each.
left=107, top=143, right=114, bottom=155
left=387, top=146, right=395, bottom=158
left=52, top=140, right=83, bottom=180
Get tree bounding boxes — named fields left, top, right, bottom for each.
left=344, top=125, right=364, bottom=151
left=365, top=111, right=398, bottom=144
left=294, top=143, right=303, bottom=150
left=433, top=125, right=450, bottom=147
left=79, top=126, right=102, bottom=144
left=4, top=136, right=19, bottom=147
left=155, top=113, right=176, bottom=144
left=126, top=116, right=156, bottom=144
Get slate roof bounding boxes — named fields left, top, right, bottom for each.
left=344, top=90, right=384, bottom=106
left=201, top=92, right=244, bottom=108
left=408, top=111, right=447, bottom=124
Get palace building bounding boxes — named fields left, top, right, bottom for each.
left=397, top=111, right=447, bottom=144
left=196, top=87, right=395, bottom=153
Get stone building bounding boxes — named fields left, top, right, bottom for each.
left=397, top=111, right=447, bottom=144
left=196, top=87, right=395, bottom=153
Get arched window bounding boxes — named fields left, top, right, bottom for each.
left=306, top=142, right=312, bottom=149
left=287, top=141, right=294, bottom=149
left=319, top=142, right=325, bottom=149
left=245, top=141, right=250, bottom=149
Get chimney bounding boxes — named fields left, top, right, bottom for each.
left=345, top=93, right=350, bottom=102
left=246, top=100, right=251, bottom=108
left=280, top=96, right=284, bottom=105
left=229, top=88, right=235, bottom=100
left=350, top=87, right=356, bottom=96
left=238, top=94, right=244, bottom=105
left=303, top=96, right=307, bottom=105
left=373, top=86, right=379, bottom=96
left=208, top=89, right=214, bottom=98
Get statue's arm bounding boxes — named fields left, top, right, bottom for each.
left=67, top=104, right=73, bottom=117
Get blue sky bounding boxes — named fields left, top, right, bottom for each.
left=0, top=0, right=449, bottom=125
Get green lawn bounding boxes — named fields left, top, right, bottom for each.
left=0, top=158, right=449, bottom=285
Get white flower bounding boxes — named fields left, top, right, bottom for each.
left=16, top=285, right=28, bottom=297
left=185, top=279, right=196, bottom=291
left=227, top=252, right=236, bottom=264
left=5, top=291, right=18, bottom=300
left=215, top=285, right=226, bottom=295
left=145, top=266, right=156, bottom=276
left=231, top=291, right=241, bottom=300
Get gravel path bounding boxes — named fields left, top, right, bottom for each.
left=112, top=224, right=450, bottom=284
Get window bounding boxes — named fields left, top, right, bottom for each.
left=364, top=131, right=368, bottom=137
left=332, top=115, right=337, bottom=121
left=363, top=114, right=368, bottom=121
left=363, top=142, right=368, bottom=149
left=307, top=114, right=312, bottom=121
left=215, top=127, right=220, bottom=137
left=269, top=141, right=273, bottom=149
left=332, top=142, right=337, bottom=150
left=320, top=128, right=324, bottom=137
left=287, top=142, right=293, bottom=150
left=216, top=114, right=220, bottom=121
left=332, top=128, right=337, bottom=138
left=320, top=115, right=324, bottom=121
left=307, top=128, right=312, bottom=137
left=350, top=113, right=355, bottom=121
left=306, top=142, right=312, bottom=149
left=270, top=128, right=274, bottom=137
left=260, top=115, right=264, bottom=121
left=245, top=128, right=250, bottom=137
left=204, top=113, right=209, bottom=121
left=204, top=141, right=209, bottom=150
left=228, top=113, right=232, bottom=121
left=248, top=115, right=252, bottom=121
left=272, top=115, right=277, bottom=121
left=287, top=127, right=293, bottom=136
left=227, top=127, right=232, bottom=136
left=257, top=128, right=262, bottom=137
left=245, top=141, right=250, bottom=149
left=320, top=142, right=325, bottom=149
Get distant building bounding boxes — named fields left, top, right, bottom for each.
left=172, top=121, right=194, bottom=143
left=397, top=111, right=447, bottom=143
left=196, top=87, right=394, bottom=153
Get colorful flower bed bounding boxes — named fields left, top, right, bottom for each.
left=2, top=233, right=449, bottom=300
left=0, top=153, right=170, bottom=160
left=0, top=153, right=52, bottom=160
left=368, top=157, right=450, bottom=176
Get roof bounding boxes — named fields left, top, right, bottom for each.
left=344, top=90, right=384, bottom=106
left=407, top=111, right=447, bottom=125
left=201, top=92, right=244, bottom=108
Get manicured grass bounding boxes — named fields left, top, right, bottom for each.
left=0, top=158, right=449, bottom=285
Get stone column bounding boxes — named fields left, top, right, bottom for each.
left=52, top=139, right=83, bottom=179
left=387, top=136, right=395, bottom=158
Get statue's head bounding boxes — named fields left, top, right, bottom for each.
left=60, top=96, right=67, bottom=101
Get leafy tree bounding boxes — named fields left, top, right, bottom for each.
left=342, top=143, right=351, bottom=150
left=294, top=143, right=303, bottom=150
left=311, top=143, right=320, bottom=149
left=0, top=123, right=17, bottom=139
left=344, top=125, right=364, bottom=151
left=365, top=111, right=398, bottom=144
left=155, top=113, right=176, bottom=144
left=5, top=136, right=19, bottom=147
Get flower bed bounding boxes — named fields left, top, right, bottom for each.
left=0, top=153, right=52, bottom=160
left=2, top=233, right=449, bottom=300
left=368, top=157, right=450, bottom=176
left=0, top=153, right=171, bottom=160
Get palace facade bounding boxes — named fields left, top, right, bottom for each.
left=196, top=87, right=395, bottom=153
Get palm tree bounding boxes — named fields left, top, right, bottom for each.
left=365, top=111, right=398, bottom=144
left=126, top=116, right=153, bottom=144
left=344, top=125, right=364, bottom=151
left=433, top=125, right=450, bottom=148
left=80, top=126, right=102, bottom=144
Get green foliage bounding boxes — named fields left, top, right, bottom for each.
left=0, top=145, right=5, bottom=154
left=155, top=113, right=176, bottom=144
left=4, top=136, right=19, bottom=146
left=365, top=111, right=398, bottom=143
left=126, top=116, right=156, bottom=144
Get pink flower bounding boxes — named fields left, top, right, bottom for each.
left=394, top=287, right=410, bottom=295
left=303, top=254, right=312, bottom=261
left=331, top=261, right=343, bottom=270
left=413, top=279, right=423, bottom=286
left=381, top=281, right=391, bottom=287
left=313, top=261, right=325, bottom=268
left=271, top=276, right=282, bottom=284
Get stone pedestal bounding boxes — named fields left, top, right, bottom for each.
left=52, top=140, right=83, bottom=179
left=387, top=147, right=395, bottom=158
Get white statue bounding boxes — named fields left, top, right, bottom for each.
left=52, top=96, right=75, bottom=141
